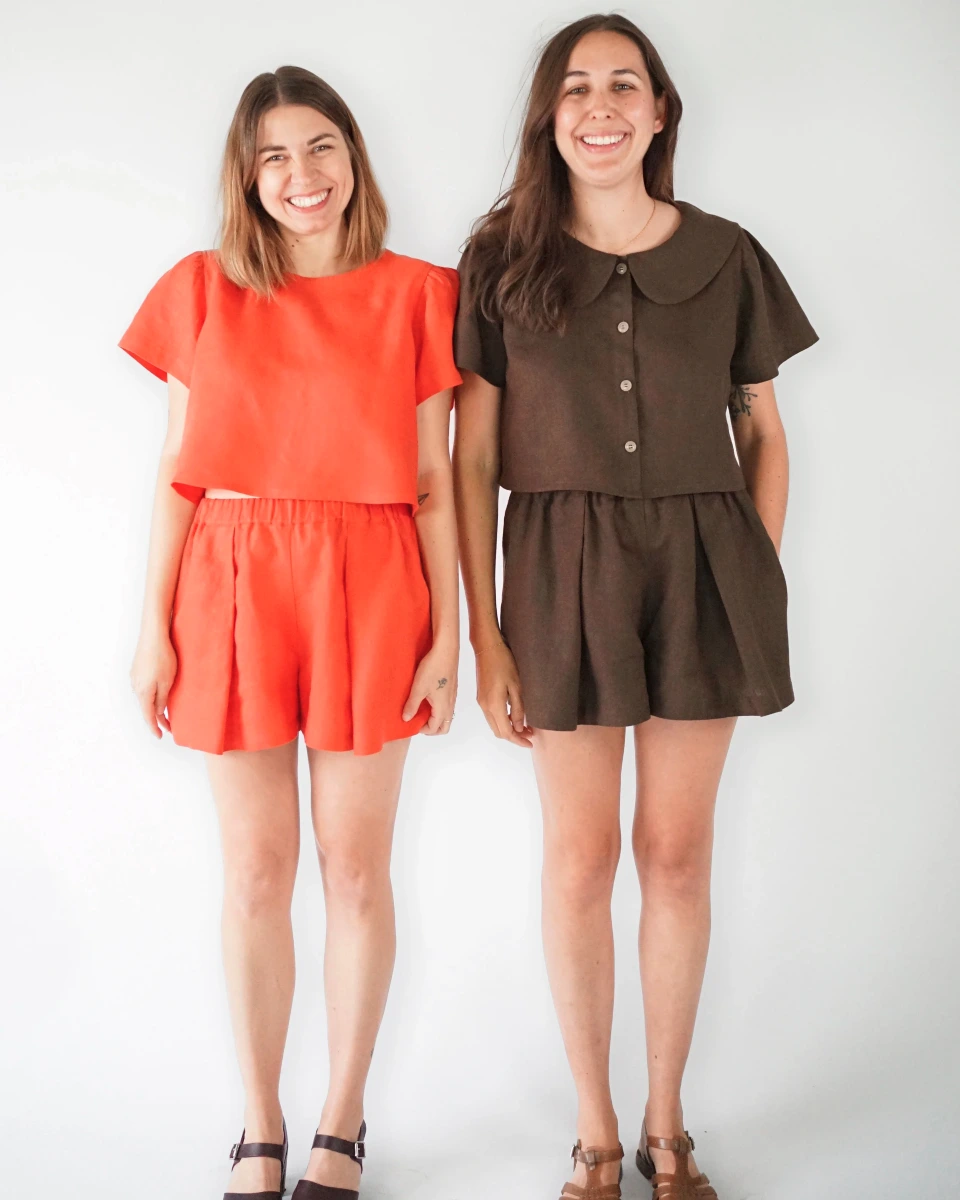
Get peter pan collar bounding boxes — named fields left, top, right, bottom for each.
left=564, top=201, right=742, bottom=306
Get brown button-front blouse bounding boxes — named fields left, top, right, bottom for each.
left=454, top=200, right=819, bottom=499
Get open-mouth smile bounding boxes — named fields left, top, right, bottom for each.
left=285, top=188, right=331, bottom=211
left=578, top=132, right=630, bottom=154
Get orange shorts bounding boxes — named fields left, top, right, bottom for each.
left=167, top=498, right=432, bottom=755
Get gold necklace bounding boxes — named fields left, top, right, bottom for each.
left=575, top=198, right=658, bottom=256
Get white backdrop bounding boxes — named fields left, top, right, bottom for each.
left=2, top=1, right=958, bottom=1197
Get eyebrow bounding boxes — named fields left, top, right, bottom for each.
left=257, top=131, right=338, bottom=154
left=563, top=67, right=643, bottom=80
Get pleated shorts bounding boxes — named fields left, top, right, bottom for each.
left=167, top=498, right=432, bottom=755
left=500, top=489, right=794, bottom=730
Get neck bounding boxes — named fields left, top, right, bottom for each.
left=568, top=173, right=656, bottom=253
left=284, top=220, right=347, bottom=278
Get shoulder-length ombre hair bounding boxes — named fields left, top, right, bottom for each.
left=218, top=65, right=388, bottom=297
left=466, top=14, right=682, bottom=332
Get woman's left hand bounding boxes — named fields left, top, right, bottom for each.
left=402, top=639, right=459, bottom=735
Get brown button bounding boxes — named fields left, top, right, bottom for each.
left=615, top=262, right=628, bottom=275
left=617, top=321, right=629, bottom=333
left=624, top=440, right=637, bottom=453
left=619, top=379, right=633, bottom=392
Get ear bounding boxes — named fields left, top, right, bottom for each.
left=653, top=94, right=668, bottom=134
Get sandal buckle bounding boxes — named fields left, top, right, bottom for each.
left=229, top=1143, right=240, bottom=1161
left=355, top=1141, right=365, bottom=1160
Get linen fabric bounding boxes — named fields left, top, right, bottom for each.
left=454, top=200, right=818, bottom=498
left=453, top=200, right=819, bottom=728
left=119, top=250, right=461, bottom=510
left=167, top=498, right=432, bottom=755
left=500, top=490, right=793, bottom=728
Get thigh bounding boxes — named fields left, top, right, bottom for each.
left=205, top=738, right=301, bottom=868
left=531, top=725, right=627, bottom=841
left=632, top=716, right=737, bottom=854
left=307, top=738, right=410, bottom=862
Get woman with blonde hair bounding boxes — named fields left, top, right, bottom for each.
left=454, top=13, right=818, bottom=1199
left=120, top=65, right=461, bottom=1200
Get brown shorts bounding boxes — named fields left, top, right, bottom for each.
left=500, top=489, right=794, bottom=729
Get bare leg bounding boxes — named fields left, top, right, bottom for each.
left=206, top=738, right=301, bottom=1195
left=632, top=716, right=737, bottom=1177
left=531, top=725, right=626, bottom=1191
left=299, top=736, right=410, bottom=1191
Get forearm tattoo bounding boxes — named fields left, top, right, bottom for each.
left=418, top=492, right=430, bottom=505
left=437, top=677, right=447, bottom=689
left=728, top=384, right=756, bottom=419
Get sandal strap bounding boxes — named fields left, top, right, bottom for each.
left=311, top=1120, right=366, bottom=1169
left=560, top=1185, right=622, bottom=1200
left=230, top=1140, right=286, bottom=1162
left=571, top=1140, right=625, bottom=1169
left=645, top=1132, right=695, bottom=1153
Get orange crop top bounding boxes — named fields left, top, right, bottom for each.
left=119, top=249, right=462, bottom=510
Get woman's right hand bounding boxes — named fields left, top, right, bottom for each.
left=130, top=628, right=178, bottom=738
left=475, top=639, right=534, bottom=748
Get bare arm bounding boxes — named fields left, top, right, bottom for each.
left=452, top=370, right=532, bottom=746
left=129, top=375, right=199, bottom=735
left=729, top=380, right=789, bottom=553
left=400, top=388, right=459, bottom=734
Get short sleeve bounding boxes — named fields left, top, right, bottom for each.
left=730, top=231, right=819, bottom=386
left=454, top=244, right=507, bottom=389
left=118, top=250, right=207, bottom=387
left=414, top=265, right=463, bottom=407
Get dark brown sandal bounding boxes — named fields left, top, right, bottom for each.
left=224, top=1116, right=288, bottom=1200
left=291, top=1120, right=366, bottom=1200
left=559, top=1138, right=624, bottom=1200
left=636, top=1121, right=717, bottom=1199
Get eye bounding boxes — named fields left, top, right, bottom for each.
left=312, top=142, right=334, bottom=153
left=567, top=85, right=587, bottom=96
left=613, top=82, right=635, bottom=91
left=265, top=154, right=284, bottom=163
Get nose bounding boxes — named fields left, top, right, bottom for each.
left=585, top=100, right=615, bottom=122
left=288, top=152, right=319, bottom=188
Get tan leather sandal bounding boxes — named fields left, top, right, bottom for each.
left=636, top=1121, right=717, bottom=1199
left=559, top=1138, right=624, bottom=1200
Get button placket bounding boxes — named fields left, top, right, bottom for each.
left=611, top=261, right=641, bottom=476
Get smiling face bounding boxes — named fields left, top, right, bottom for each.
left=254, top=103, right=354, bottom=240
left=553, top=30, right=666, bottom=190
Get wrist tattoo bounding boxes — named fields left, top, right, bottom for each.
left=437, top=677, right=447, bottom=689
left=728, top=384, right=756, bottom=419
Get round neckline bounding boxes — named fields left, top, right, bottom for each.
left=563, top=201, right=686, bottom=259
left=286, top=248, right=392, bottom=282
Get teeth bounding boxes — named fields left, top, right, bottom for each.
left=289, top=191, right=329, bottom=208
left=581, top=133, right=626, bottom=146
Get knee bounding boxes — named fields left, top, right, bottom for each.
left=634, top=830, right=711, bottom=900
left=317, top=842, right=388, bottom=912
left=544, top=832, right=620, bottom=907
left=224, top=848, right=296, bottom=918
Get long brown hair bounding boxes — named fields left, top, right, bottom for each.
left=465, top=14, right=682, bottom=332
left=218, top=65, right=388, bottom=297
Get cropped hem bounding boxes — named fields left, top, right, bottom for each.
left=171, top=711, right=428, bottom=757
left=499, top=477, right=749, bottom=501
left=527, top=690, right=795, bottom=732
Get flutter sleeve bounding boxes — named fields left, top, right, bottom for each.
left=414, top=265, right=463, bottom=407
left=118, top=250, right=208, bottom=388
left=730, top=230, right=819, bottom=386
left=453, top=243, right=507, bottom=389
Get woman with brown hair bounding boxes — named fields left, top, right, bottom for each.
left=453, top=13, right=817, bottom=1200
left=120, top=66, right=461, bottom=1200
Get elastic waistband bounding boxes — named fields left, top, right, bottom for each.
left=193, top=497, right=414, bottom=526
